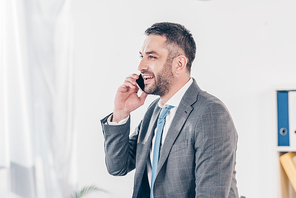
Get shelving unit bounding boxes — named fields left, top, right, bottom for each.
left=277, top=89, right=296, bottom=198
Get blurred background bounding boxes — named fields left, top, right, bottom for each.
left=1, top=0, right=296, bottom=197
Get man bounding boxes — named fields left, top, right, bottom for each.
left=101, top=22, right=239, bottom=198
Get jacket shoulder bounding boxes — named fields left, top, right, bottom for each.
left=194, top=90, right=230, bottom=114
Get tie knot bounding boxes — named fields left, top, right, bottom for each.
left=159, top=105, right=174, bottom=120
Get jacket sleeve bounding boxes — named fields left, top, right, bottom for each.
left=101, top=114, right=141, bottom=176
left=194, top=102, right=239, bottom=198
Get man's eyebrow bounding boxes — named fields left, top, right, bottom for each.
left=139, top=51, right=159, bottom=56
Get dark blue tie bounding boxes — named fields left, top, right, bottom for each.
left=150, top=105, right=173, bottom=198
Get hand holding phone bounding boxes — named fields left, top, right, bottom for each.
left=112, top=74, right=147, bottom=122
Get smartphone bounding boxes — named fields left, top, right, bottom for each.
left=136, top=74, right=145, bottom=91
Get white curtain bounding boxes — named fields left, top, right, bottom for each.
left=0, top=0, right=76, bottom=197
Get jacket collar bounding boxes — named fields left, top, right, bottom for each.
left=156, top=78, right=202, bottom=177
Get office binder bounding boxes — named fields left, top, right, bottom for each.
left=280, top=152, right=296, bottom=192
left=278, top=91, right=290, bottom=146
left=289, top=91, right=296, bottom=149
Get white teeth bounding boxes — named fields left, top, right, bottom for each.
left=144, top=76, right=153, bottom=79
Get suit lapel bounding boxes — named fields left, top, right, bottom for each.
left=156, top=79, right=201, bottom=176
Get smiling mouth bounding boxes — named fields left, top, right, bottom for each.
left=143, top=76, right=154, bottom=81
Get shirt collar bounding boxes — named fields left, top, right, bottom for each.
left=158, top=78, right=193, bottom=109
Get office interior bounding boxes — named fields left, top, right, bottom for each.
left=0, top=0, right=296, bottom=197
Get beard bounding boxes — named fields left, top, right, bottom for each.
left=143, top=60, right=174, bottom=97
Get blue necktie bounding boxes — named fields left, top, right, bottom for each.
left=150, top=105, right=174, bottom=198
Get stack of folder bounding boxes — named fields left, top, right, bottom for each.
left=280, top=152, right=296, bottom=193
left=277, top=90, right=296, bottom=148
left=277, top=90, right=296, bottom=197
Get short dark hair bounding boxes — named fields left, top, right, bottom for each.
left=145, top=22, right=196, bottom=71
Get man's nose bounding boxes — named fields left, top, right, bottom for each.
left=138, top=58, right=148, bottom=72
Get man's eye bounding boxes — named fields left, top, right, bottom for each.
left=140, top=55, right=143, bottom=59
left=149, top=56, right=156, bottom=59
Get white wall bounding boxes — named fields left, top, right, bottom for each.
left=72, top=0, right=296, bottom=197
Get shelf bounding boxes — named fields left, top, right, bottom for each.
left=277, top=147, right=296, bottom=152
left=275, top=87, right=296, bottom=92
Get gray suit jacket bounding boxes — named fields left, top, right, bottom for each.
left=101, top=79, right=239, bottom=198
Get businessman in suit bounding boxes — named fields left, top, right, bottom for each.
left=101, top=22, right=239, bottom=198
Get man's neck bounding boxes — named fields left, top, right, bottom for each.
left=160, top=76, right=191, bottom=104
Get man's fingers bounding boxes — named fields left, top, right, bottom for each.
left=131, top=74, right=139, bottom=80
left=129, top=73, right=139, bottom=79
left=123, top=80, right=137, bottom=90
left=118, top=74, right=144, bottom=94
left=125, top=76, right=137, bottom=86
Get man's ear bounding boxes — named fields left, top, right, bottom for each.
left=173, top=55, right=188, bottom=74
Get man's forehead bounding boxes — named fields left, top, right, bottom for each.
left=140, top=35, right=167, bottom=54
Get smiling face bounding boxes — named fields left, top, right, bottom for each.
left=138, top=35, right=175, bottom=97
